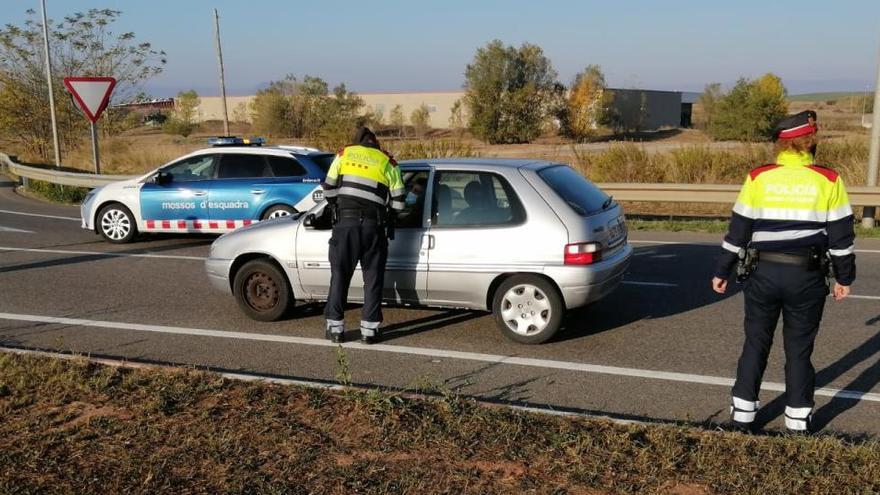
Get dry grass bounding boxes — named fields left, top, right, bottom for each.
left=1, top=352, right=879, bottom=494
left=573, top=139, right=870, bottom=186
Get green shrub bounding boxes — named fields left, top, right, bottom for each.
left=706, top=74, right=788, bottom=141
left=24, top=179, right=89, bottom=204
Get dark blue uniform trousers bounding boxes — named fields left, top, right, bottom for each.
left=732, top=260, right=828, bottom=408
left=324, top=217, right=388, bottom=325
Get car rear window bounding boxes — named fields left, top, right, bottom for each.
left=310, top=153, right=336, bottom=173
left=538, top=165, right=610, bottom=216
left=268, top=156, right=307, bottom=177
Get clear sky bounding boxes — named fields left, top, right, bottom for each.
left=4, top=0, right=880, bottom=97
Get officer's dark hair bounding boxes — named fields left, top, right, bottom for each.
left=352, top=126, right=380, bottom=149
left=774, top=133, right=818, bottom=156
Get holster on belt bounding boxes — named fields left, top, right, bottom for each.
left=735, top=247, right=758, bottom=283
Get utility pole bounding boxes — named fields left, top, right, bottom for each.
left=40, top=0, right=61, bottom=168
left=864, top=40, right=880, bottom=229
left=214, top=8, right=230, bottom=136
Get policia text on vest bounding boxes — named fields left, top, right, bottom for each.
left=321, top=127, right=406, bottom=345
left=711, top=110, right=855, bottom=434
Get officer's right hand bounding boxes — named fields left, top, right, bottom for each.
left=833, top=283, right=850, bottom=301
left=712, top=277, right=727, bottom=294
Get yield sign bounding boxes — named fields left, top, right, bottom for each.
left=63, top=77, right=117, bottom=123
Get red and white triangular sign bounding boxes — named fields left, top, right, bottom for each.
left=63, top=77, right=117, bottom=123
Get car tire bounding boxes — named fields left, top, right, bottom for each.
left=97, top=203, right=137, bottom=243
left=492, top=275, right=564, bottom=344
left=233, top=259, right=294, bottom=321
left=261, top=205, right=295, bottom=220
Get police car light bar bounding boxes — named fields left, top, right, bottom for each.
left=208, top=136, right=266, bottom=147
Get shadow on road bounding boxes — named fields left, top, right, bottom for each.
left=753, top=325, right=880, bottom=432
left=0, top=239, right=214, bottom=274
left=556, top=243, right=739, bottom=342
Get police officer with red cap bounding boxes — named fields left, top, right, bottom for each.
left=712, top=110, right=856, bottom=434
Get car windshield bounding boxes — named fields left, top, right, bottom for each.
left=538, top=165, right=611, bottom=216
left=310, top=153, right=336, bottom=173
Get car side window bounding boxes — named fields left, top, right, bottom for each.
left=217, top=154, right=271, bottom=179
left=162, top=155, right=216, bottom=182
left=268, top=156, right=307, bottom=177
left=396, top=170, right=430, bottom=229
left=431, top=171, right=524, bottom=227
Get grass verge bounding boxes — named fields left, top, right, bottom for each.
left=1, top=352, right=878, bottom=494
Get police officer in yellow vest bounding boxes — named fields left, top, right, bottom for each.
left=712, top=110, right=855, bottom=434
left=322, top=127, right=406, bottom=344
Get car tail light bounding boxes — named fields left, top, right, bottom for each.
left=565, top=242, right=602, bottom=265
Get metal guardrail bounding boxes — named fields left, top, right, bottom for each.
left=3, top=151, right=880, bottom=206
left=596, top=182, right=880, bottom=206
left=0, top=153, right=135, bottom=188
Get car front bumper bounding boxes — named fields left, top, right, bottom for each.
left=205, top=257, right=234, bottom=294
left=80, top=193, right=97, bottom=231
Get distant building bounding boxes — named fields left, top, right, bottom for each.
left=195, top=88, right=692, bottom=131
left=111, top=98, right=175, bottom=114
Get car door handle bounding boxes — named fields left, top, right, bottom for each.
left=421, top=234, right=435, bottom=250
left=251, top=189, right=266, bottom=195
left=193, top=191, right=208, bottom=197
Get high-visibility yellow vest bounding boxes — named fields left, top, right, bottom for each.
left=322, top=145, right=405, bottom=210
left=716, top=150, right=856, bottom=284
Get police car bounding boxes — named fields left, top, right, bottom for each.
left=80, top=137, right=334, bottom=243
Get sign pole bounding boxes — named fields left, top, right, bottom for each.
left=214, top=8, right=230, bottom=136
left=863, top=37, right=880, bottom=229
left=90, top=121, right=100, bottom=174
left=40, top=0, right=61, bottom=168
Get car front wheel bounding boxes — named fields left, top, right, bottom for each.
left=492, top=275, right=563, bottom=344
left=97, top=203, right=137, bottom=243
left=261, top=205, right=295, bottom=220
left=233, top=259, right=293, bottom=321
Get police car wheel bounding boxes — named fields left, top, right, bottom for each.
left=97, top=203, right=137, bottom=243
left=262, top=205, right=295, bottom=220
left=492, top=275, right=563, bottom=344
left=233, top=259, right=293, bottom=321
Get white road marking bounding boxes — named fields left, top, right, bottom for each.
left=0, top=246, right=205, bottom=261
left=1, top=311, right=877, bottom=403
left=629, top=239, right=880, bottom=254
left=622, top=281, right=679, bottom=287
left=849, top=295, right=880, bottom=301
left=0, top=225, right=34, bottom=233
left=0, top=209, right=79, bottom=221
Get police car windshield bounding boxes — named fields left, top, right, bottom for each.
left=538, top=165, right=611, bottom=216
left=310, top=153, right=335, bottom=173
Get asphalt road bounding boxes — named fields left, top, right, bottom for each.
left=1, top=178, right=879, bottom=436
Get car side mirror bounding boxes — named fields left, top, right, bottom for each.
left=154, top=171, right=173, bottom=185
left=303, top=213, right=317, bottom=228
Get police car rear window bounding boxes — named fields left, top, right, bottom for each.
left=310, top=153, right=335, bottom=173
left=268, top=156, right=307, bottom=177
left=538, top=165, right=610, bottom=216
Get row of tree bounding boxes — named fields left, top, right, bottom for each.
left=248, top=76, right=435, bottom=141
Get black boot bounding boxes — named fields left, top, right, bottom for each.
left=325, top=321, right=345, bottom=344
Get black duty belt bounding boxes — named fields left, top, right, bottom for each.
left=759, top=252, right=810, bottom=267
left=338, top=209, right=383, bottom=220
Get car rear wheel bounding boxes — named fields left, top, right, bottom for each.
left=262, top=205, right=295, bottom=220
left=233, top=259, right=294, bottom=321
left=97, top=203, right=137, bottom=243
left=492, top=275, right=563, bottom=344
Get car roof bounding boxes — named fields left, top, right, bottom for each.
left=186, top=146, right=333, bottom=158
left=400, top=158, right=558, bottom=170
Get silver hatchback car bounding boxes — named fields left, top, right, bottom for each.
left=206, top=159, right=632, bottom=344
